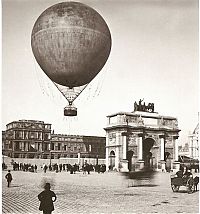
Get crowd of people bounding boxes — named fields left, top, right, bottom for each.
left=3, top=160, right=107, bottom=175
left=42, top=161, right=106, bottom=174
left=2, top=159, right=105, bottom=175
left=12, top=161, right=37, bottom=172
left=42, top=163, right=79, bottom=174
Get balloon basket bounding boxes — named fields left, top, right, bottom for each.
left=64, top=105, right=77, bottom=116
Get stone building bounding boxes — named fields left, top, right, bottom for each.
left=2, top=120, right=106, bottom=160
left=188, top=123, right=199, bottom=160
left=3, top=120, right=51, bottom=158
left=50, top=134, right=105, bottom=159
left=178, top=143, right=189, bottom=157
left=104, top=101, right=181, bottom=172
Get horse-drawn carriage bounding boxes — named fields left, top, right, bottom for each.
left=170, top=174, right=198, bottom=194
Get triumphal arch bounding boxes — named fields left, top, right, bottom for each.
left=104, top=100, right=181, bottom=172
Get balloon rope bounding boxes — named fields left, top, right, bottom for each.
left=52, top=81, right=89, bottom=104
left=32, top=56, right=47, bottom=96
left=97, top=69, right=108, bottom=96
left=33, top=56, right=63, bottom=107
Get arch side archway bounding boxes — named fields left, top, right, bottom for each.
left=109, top=150, right=115, bottom=170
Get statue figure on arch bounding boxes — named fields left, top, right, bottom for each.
left=138, top=98, right=144, bottom=111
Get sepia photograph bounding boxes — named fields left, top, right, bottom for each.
left=2, top=0, right=199, bottom=213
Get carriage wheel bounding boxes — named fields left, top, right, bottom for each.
left=187, top=178, right=195, bottom=194
left=171, top=184, right=179, bottom=192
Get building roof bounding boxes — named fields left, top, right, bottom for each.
left=6, top=119, right=51, bottom=126
left=107, top=111, right=177, bottom=120
left=193, top=123, right=199, bottom=134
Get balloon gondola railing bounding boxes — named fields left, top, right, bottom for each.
left=64, top=105, right=77, bottom=117
left=31, top=2, right=111, bottom=116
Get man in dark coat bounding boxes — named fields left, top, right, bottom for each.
left=5, top=170, right=12, bottom=187
left=38, top=183, right=57, bottom=214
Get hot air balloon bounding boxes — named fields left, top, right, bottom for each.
left=31, top=1, right=112, bottom=116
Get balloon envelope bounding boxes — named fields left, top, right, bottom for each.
left=31, top=1, right=112, bottom=88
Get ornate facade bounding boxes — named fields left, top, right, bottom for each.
left=3, top=120, right=51, bottom=158
left=104, top=101, right=181, bottom=172
left=2, top=120, right=106, bottom=160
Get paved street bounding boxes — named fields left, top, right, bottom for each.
left=2, top=170, right=199, bottom=214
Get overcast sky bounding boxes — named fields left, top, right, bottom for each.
left=2, top=0, right=199, bottom=145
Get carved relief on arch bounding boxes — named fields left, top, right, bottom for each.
left=165, top=137, right=174, bottom=147
left=128, top=136, right=137, bottom=146
left=127, top=146, right=137, bottom=154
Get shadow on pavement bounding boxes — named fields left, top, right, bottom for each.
left=129, top=184, right=158, bottom=187
left=114, top=193, right=141, bottom=196
left=8, top=185, right=23, bottom=188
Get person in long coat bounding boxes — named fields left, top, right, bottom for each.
left=38, top=183, right=57, bottom=214
left=5, top=170, right=12, bottom=187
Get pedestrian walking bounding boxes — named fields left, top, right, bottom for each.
left=38, top=183, right=57, bottom=214
left=5, top=170, right=12, bottom=187
left=59, top=163, right=62, bottom=172
left=43, top=164, right=48, bottom=173
left=35, top=164, right=37, bottom=172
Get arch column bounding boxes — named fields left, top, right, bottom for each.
left=174, top=136, right=179, bottom=161
left=159, top=135, right=165, bottom=161
left=122, top=134, right=127, bottom=159
left=115, top=146, right=119, bottom=171
left=120, top=132, right=129, bottom=172
left=105, top=133, right=109, bottom=171
left=159, top=135, right=166, bottom=172
left=137, top=133, right=144, bottom=169
left=106, top=147, right=109, bottom=171
left=138, top=133, right=143, bottom=160
left=173, top=136, right=180, bottom=172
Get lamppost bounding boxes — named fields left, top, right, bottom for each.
left=78, top=148, right=81, bottom=166
left=49, top=150, right=52, bottom=166
left=2, top=149, right=5, bottom=170
left=126, top=117, right=129, bottom=159
left=96, top=155, right=99, bottom=166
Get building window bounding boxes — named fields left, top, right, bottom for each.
left=38, top=132, right=41, bottom=140
left=45, top=125, right=51, bottom=129
left=15, top=142, right=20, bottom=151
left=44, top=133, right=49, bottom=140
left=24, top=131, right=28, bottom=139
left=30, top=132, right=37, bottom=139
left=9, top=141, right=13, bottom=149
left=51, top=143, right=54, bottom=150
left=58, top=143, right=61, bottom=150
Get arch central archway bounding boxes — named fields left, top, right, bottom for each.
left=143, top=138, right=155, bottom=169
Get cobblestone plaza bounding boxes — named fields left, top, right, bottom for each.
left=2, top=170, right=199, bottom=213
